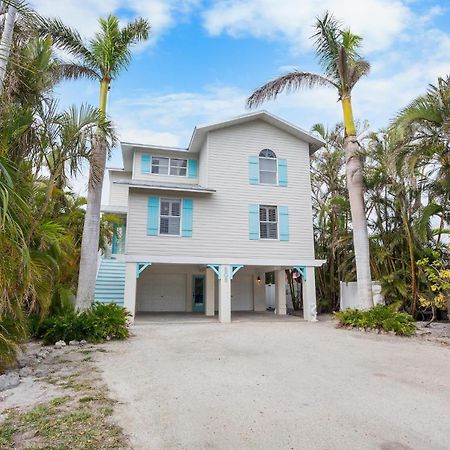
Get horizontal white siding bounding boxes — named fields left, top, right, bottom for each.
left=109, top=171, right=131, bottom=207
left=127, top=119, right=315, bottom=261
left=133, top=150, right=198, bottom=184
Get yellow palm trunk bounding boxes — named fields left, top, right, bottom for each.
left=98, top=78, right=110, bottom=122
left=341, top=94, right=356, bottom=137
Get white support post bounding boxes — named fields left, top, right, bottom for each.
left=205, top=268, right=215, bottom=317
left=218, top=265, right=232, bottom=323
left=253, top=273, right=266, bottom=311
left=124, top=262, right=137, bottom=322
left=275, top=269, right=287, bottom=315
left=302, top=267, right=318, bottom=322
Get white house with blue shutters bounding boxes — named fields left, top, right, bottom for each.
left=96, top=111, right=325, bottom=323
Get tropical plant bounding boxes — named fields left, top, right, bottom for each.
left=247, top=12, right=373, bottom=309
left=39, top=15, right=150, bottom=309
left=391, top=75, right=450, bottom=246
left=335, top=304, right=416, bottom=336
left=417, top=255, right=450, bottom=325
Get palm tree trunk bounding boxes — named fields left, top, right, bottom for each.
left=342, top=95, right=373, bottom=309
left=0, top=4, right=16, bottom=94
left=75, top=78, right=109, bottom=310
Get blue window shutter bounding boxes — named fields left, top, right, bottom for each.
left=279, top=206, right=289, bottom=241
left=248, top=204, right=259, bottom=240
left=182, top=199, right=193, bottom=237
left=278, top=159, right=288, bottom=187
left=187, top=159, right=198, bottom=177
left=248, top=156, right=259, bottom=185
left=141, top=154, right=151, bottom=175
left=147, top=196, right=159, bottom=236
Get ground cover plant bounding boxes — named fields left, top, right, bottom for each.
left=334, top=304, right=416, bottom=336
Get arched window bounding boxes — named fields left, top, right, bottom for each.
left=259, top=149, right=277, bottom=184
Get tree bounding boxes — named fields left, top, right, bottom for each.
left=0, top=0, right=37, bottom=94
left=40, top=15, right=150, bottom=309
left=247, top=12, right=373, bottom=309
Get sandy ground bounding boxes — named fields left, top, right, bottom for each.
left=94, top=313, right=450, bottom=450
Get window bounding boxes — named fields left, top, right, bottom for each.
left=259, top=149, right=277, bottom=184
left=151, top=157, right=188, bottom=176
left=152, top=157, right=169, bottom=175
left=259, top=205, right=278, bottom=239
left=160, top=199, right=181, bottom=235
left=170, top=158, right=187, bottom=176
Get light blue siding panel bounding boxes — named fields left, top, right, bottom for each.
left=248, top=156, right=259, bottom=185
left=248, top=204, right=260, bottom=240
left=94, top=259, right=126, bottom=305
left=187, top=159, right=198, bottom=178
left=141, top=154, right=151, bottom=174
left=278, top=159, right=288, bottom=187
left=147, top=196, right=159, bottom=236
left=279, top=206, right=289, bottom=241
left=181, top=199, right=193, bottom=237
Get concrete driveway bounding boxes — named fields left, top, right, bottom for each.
left=95, top=313, right=450, bottom=450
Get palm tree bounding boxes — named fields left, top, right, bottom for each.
left=247, top=12, right=373, bottom=309
left=391, top=75, right=450, bottom=312
left=0, top=0, right=36, bottom=94
left=39, top=15, right=150, bottom=309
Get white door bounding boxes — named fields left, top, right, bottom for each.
left=139, top=273, right=186, bottom=312
left=231, top=274, right=253, bottom=311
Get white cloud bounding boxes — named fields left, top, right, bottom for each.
left=202, top=0, right=412, bottom=54
left=29, top=0, right=198, bottom=41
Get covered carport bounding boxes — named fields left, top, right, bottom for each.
left=122, top=258, right=324, bottom=323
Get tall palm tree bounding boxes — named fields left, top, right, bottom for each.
left=39, top=15, right=150, bottom=309
left=247, top=12, right=373, bottom=309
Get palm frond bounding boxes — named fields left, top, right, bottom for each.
left=247, top=71, right=337, bottom=108
left=37, top=17, right=93, bottom=64
left=348, top=59, right=370, bottom=89
left=50, top=62, right=100, bottom=83
left=120, top=17, right=151, bottom=44
left=312, top=11, right=341, bottom=81
left=1, top=0, right=34, bottom=16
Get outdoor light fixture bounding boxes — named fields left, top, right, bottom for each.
left=257, top=276, right=261, bottom=283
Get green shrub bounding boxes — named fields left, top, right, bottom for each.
left=80, top=303, right=130, bottom=343
left=334, top=304, right=416, bottom=336
left=34, top=303, right=130, bottom=345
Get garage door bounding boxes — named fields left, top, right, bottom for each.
left=139, top=273, right=186, bottom=312
left=231, top=274, right=253, bottom=311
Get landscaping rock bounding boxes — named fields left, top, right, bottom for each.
left=69, top=340, right=80, bottom=346
left=38, top=350, right=49, bottom=359
left=19, top=367, right=33, bottom=378
left=80, top=340, right=87, bottom=346
left=0, top=372, right=20, bottom=392
left=54, top=340, right=66, bottom=349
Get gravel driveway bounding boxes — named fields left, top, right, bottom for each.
left=95, top=313, right=450, bottom=450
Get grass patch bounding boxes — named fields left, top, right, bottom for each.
left=1, top=387, right=126, bottom=450
left=0, top=423, right=16, bottom=447
left=335, top=304, right=416, bottom=336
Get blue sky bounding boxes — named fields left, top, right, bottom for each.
left=29, top=0, right=450, bottom=192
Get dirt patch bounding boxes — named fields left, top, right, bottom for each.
left=414, top=322, right=450, bottom=346
left=0, top=343, right=129, bottom=450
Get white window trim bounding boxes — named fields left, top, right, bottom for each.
left=158, top=198, right=182, bottom=236
left=149, top=156, right=189, bottom=177
left=258, top=156, right=278, bottom=186
left=259, top=204, right=279, bottom=240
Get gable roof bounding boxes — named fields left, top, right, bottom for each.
left=188, top=111, right=325, bottom=154
left=120, top=111, right=325, bottom=170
